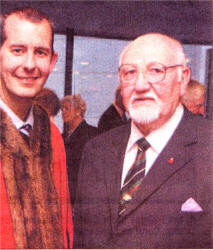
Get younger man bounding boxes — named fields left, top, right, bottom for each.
left=0, top=7, right=73, bottom=248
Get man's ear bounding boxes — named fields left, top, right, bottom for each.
left=180, top=66, right=191, bottom=97
left=49, top=51, right=58, bottom=73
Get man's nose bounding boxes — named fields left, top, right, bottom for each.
left=135, top=70, right=150, bottom=91
left=23, top=52, right=36, bottom=71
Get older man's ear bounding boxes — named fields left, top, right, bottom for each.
left=180, top=66, right=191, bottom=97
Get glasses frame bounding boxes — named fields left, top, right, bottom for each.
left=119, top=62, right=183, bottom=84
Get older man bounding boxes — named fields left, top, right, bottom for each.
left=0, top=7, right=73, bottom=248
left=74, top=33, right=212, bottom=248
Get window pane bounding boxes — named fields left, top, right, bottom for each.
left=72, top=36, right=129, bottom=126
left=45, top=34, right=66, bottom=131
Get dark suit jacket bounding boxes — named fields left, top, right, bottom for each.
left=62, top=119, right=98, bottom=205
left=74, top=109, right=212, bottom=249
left=98, top=104, right=127, bottom=134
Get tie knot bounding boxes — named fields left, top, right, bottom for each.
left=137, top=137, right=150, bottom=152
left=20, top=124, right=32, bottom=136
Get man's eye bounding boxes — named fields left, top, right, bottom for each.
left=124, top=69, right=137, bottom=77
left=149, top=67, right=164, bottom=74
left=11, top=48, right=23, bottom=55
left=127, top=69, right=136, bottom=74
left=36, top=49, right=48, bottom=56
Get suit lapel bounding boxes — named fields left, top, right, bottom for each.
left=118, top=110, right=198, bottom=220
left=104, top=124, right=131, bottom=230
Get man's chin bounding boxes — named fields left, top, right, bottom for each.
left=129, top=106, right=160, bottom=124
left=16, top=88, right=42, bottom=99
left=17, top=93, right=36, bottom=100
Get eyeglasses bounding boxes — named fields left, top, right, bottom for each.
left=119, top=62, right=183, bottom=84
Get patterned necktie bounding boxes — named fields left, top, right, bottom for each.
left=19, top=124, right=32, bottom=145
left=119, top=137, right=150, bottom=216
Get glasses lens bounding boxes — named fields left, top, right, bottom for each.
left=146, top=63, right=165, bottom=83
left=119, top=63, right=167, bottom=84
left=119, top=65, right=137, bottom=83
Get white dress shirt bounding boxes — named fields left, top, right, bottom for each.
left=0, top=98, right=34, bottom=135
left=121, top=104, right=184, bottom=187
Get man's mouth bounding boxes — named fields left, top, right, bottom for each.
left=14, top=75, right=40, bottom=86
left=132, top=97, right=154, bottom=105
left=16, top=76, right=39, bottom=80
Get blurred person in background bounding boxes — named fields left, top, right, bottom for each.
left=98, top=85, right=128, bottom=134
left=61, top=94, right=98, bottom=206
left=181, top=79, right=206, bottom=115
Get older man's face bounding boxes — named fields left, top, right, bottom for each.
left=120, top=35, right=189, bottom=127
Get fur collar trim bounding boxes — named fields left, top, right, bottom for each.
left=0, top=105, right=64, bottom=248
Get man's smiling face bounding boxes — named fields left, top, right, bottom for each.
left=0, top=13, right=57, bottom=102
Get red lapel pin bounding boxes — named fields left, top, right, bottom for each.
left=168, top=157, right=174, bottom=164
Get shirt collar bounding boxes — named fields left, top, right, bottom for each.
left=127, top=104, right=184, bottom=153
left=0, top=98, right=34, bottom=130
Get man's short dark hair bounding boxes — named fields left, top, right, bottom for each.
left=0, top=7, right=54, bottom=53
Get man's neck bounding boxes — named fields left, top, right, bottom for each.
left=135, top=118, right=171, bottom=137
